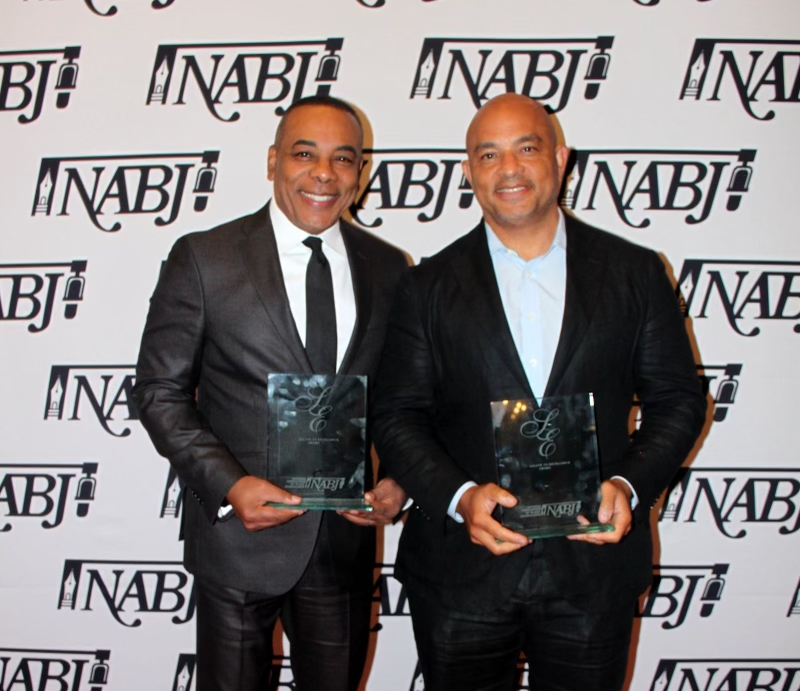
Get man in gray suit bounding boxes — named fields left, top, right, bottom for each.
left=134, top=96, right=407, bottom=691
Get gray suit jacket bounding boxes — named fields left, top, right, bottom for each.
left=134, top=203, right=407, bottom=593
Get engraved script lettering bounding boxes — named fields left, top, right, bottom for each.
left=295, top=385, right=334, bottom=432
left=520, top=408, right=560, bottom=458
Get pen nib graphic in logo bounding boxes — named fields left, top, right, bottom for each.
left=788, top=579, right=800, bottom=617
left=172, top=654, right=196, bottom=691
left=413, top=49, right=436, bottom=98
left=149, top=55, right=172, bottom=103
left=682, top=50, right=708, bottom=99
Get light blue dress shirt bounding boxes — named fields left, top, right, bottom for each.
left=447, top=211, right=636, bottom=520
left=447, top=213, right=565, bottom=520
left=486, top=213, right=567, bottom=400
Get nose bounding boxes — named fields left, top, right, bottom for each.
left=311, top=157, right=336, bottom=183
left=497, top=150, right=522, bottom=177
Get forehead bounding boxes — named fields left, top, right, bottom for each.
left=467, top=100, right=554, bottom=148
left=279, top=105, right=362, bottom=148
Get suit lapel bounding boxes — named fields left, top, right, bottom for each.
left=453, top=223, right=534, bottom=399
left=338, top=222, right=371, bottom=374
left=240, top=203, right=312, bottom=373
left=545, top=215, right=605, bottom=396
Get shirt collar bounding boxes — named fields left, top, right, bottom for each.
left=486, top=209, right=567, bottom=261
left=269, top=199, right=347, bottom=259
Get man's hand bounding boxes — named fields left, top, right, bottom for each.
left=226, top=476, right=305, bottom=531
left=457, top=483, right=530, bottom=555
left=568, top=478, right=633, bottom=545
left=340, top=477, right=407, bottom=527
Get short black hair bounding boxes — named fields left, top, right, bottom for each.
left=274, top=95, right=363, bottom=146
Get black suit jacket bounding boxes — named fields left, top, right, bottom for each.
left=134, top=203, right=407, bottom=594
left=372, top=214, right=706, bottom=612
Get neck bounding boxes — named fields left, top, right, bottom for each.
left=488, top=208, right=559, bottom=261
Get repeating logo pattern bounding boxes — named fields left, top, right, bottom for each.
left=0, top=647, right=110, bottom=691
left=0, top=46, right=80, bottom=123
left=45, top=365, right=137, bottom=438
left=649, top=658, right=800, bottom=691
left=410, top=36, right=614, bottom=112
left=0, top=260, right=87, bottom=332
left=58, top=559, right=195, bottom=627
left=660, top=468, right=800, bottom=537
left=561, top=148, right=756, bottom=228
left=677, top=260, right=800, bottom=337
left=638, top=563, right=729, bottom=629
left=352, top=148, right=473, bottom=228
left=4, top=1, right=798, bottom=683
left=0, top=462, right=98, bottom=531
left=681, top=39, right=800, bottom=121
left=32, top=152, right=219, bottom=232
left=147, top=39, right=344, bottom=121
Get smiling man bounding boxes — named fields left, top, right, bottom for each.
left=373, top=93, right=705, bottom=690
left=134, top=96, right=407, bottom=691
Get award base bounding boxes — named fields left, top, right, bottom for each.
left=516, top=522, right=615, bottom=540
left=268, top=500, right=374, bottom=511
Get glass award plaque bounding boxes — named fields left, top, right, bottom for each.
left=491, top=392, right=613, bottom=539
left=267, top=373, right=372, bottom=511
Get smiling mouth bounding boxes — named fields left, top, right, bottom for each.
left=300, top=191, right=338, bottom=203
left=496, top=185, right=529, bottom=194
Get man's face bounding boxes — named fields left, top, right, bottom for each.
left=462, top=96, right=568, bottom=233
left=268, top=105, right=363, bottom=234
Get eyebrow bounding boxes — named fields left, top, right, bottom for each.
left=291, top=139, right=359, bottom=156
left=473, top=134, right=544, bottom=152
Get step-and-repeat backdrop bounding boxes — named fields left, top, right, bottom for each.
left=3, top=1, right=799, bottom=689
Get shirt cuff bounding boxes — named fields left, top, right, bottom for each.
left=447, top=481, right=478, bottom=523
left=610, top=475, right=639, bottom=509
left=217, top=501, right=234, bottom=520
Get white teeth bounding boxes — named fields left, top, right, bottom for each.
left=301, top=192, right=336, bottom=202
left=498, top=186, right=526, bottom=193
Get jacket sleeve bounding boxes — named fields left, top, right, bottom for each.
left=133, top=235, right=247, bottom=524
left=372, top=270, right=474, bottom=526
left=621, top=250, right=707, bottom=512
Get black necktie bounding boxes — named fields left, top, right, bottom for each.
left=302, top=236, right=337, bottom=374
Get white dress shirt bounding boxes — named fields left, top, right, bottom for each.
left=270, top=200, right=356, bottom=371
left=218, top=202, right=358, bottom=519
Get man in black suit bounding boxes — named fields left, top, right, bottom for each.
left=134, top=96, right=407, bottom=691
left=372, top=94, right=706, bottom=690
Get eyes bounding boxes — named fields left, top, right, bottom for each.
left=292, top=150, right=356, bottom=165
left=479, top=145, right=539, bottom=161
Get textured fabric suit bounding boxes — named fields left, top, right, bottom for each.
left=134, top=202, right=407, bottom=596
left=373, top=213, right=706, bottom=615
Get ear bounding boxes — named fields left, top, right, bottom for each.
left=555, top=145, right=569, bottom=181
left=461, top=158, right=472, bottom=186
left=267, top=145, right=277, bottom=181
